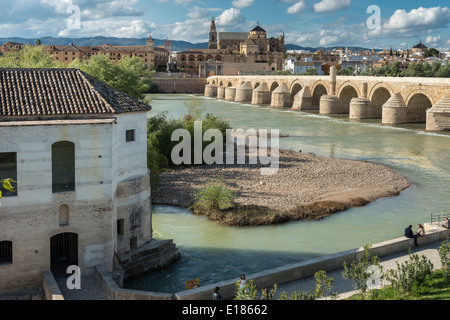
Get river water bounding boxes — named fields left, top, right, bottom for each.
left=125, top=93, right=450, bottom=293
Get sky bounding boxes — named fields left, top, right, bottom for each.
left=1, top=0, right=449, bottom=50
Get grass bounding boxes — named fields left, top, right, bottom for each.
left=348, top=269, right=450, bottom=300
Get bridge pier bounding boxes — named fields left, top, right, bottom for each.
left=426, top=95, right=450, bottom=131
left=349, top=98, right=371, bottom=119
left=225, top=87, right=236, bottom=101
left=292, top=87, right=313, bottom=110
left=319, top=95, right=340, bottom=114
left=235, top=81, right=253, bottom=103
left=217, top=86, right=225, bottom=99
left=252, top=83, right=271, bottom=105
left=204, top=84, right=217, bottom=98
left=382, top=93, right=408, bottom=124
left=271, top=83, right=292, bottom=108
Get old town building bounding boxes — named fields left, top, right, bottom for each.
left=0, top=34, right=170, bottom=71
left=177, top=19, right=286, bottom=76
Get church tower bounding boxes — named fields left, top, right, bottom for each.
left=208, top=17, right=217, bottom=50
left=146, top=33, right=154, bottom=50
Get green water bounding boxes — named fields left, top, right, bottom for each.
left=125, top=94, right=450, bottom=293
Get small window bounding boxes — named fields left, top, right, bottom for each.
left=117, top=219, right=125, bottom=235
left=59, top=205, right=69, bottom=226
left=0, top=152, right=17, bottom=197
left=130, top=237, right=138, bottom=250
left=0, top=241, right=12, bottom=265
left=52, top=141, right=75, bottom=193
left=126, top=130, right=135, bottom=142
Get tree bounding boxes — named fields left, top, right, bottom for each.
left=69, top=54, right=153, bottom=103
left=342, top=244, right=383, bottom=298
left=0, top=45, right=65, bottom=68
left=425, top=48, right=440, bottom=58
left=303, top=68, right=318, bottom=75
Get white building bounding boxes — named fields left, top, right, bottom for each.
left=284, top=57, right=323, bottom=75
left=0, top=68, right=179, bottom=294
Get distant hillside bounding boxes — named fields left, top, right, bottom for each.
left=0, top=36, right=370, bottom=52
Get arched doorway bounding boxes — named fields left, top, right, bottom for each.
left=50, top=232, right=78, bottom=279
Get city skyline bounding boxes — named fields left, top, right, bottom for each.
left=1, top=0, right=449, bottom=50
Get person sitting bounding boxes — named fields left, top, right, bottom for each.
left=212, top=286, right=223, bottom=300
left=442, top=217, right=450, bottom=229
left=405, top=225, right=418, bottom=247
left=416, top=224, right=425, bottom=236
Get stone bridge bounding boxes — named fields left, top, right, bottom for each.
left=204, top=69, right=450, bottom=131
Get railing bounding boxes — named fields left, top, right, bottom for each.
left=431, top=212, right=448, bottom=225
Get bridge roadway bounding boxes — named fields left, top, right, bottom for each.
left=204, top=71, right=450, bottom=131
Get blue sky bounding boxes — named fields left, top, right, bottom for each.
left=1, top=0, right=449, bottom=50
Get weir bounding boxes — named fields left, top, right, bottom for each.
left=204, top=72, right=450, bottom=131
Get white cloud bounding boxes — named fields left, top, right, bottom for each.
left=318, top=29, right=352, bottom=46
left=425, top=35, right=441, bottom=47
left=58, top=19, right=156, bottom=38
left=287, top=0, right=307, bottom=15
left=368, top=6, right=450, bottom=38
left=216, top=8, right=245, bottom=27
left=313, top=0, right=351, bottom=13
left=232, top=0, right=254, bottom=9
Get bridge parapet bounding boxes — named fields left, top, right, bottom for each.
left=205, top=74, right=450, bottom=131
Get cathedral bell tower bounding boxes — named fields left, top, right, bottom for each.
left=146, top=33, right=154, bottom=50
left=208, top=17, right=217, bottom=50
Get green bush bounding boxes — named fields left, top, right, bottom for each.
left=386, top=249, right=434, bottom=294
left=342, top=244, right=382, bottom=297
left=191, top=178, right=236, bottom=214
left=146, top=98, right=232, bottom=190
left=438, top=237, right=450, bottom=281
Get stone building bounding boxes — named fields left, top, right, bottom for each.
left=177, top=19, right=286, bottom=76
left=0, top=34, right=170, bottom=71
left=0, top=68, right=179, bottom=294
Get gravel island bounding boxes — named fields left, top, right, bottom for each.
left=152, top=149, right=411, bottom=226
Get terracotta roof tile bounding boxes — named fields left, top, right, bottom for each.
left=0, top=68, right=151, bottom=117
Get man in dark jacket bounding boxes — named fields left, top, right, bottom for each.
left=405, top=225, right=418, bottom=246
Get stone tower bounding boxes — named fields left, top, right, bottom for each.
left=146, top=33, right=154, bottom=50
left=208, top=17, right=217, bottom=50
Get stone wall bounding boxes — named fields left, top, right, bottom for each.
left=174, top=224, right=450, bottom=300
left=153, top=77, right=207, bottom=93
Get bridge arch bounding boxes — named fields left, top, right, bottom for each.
left=369, top=86, right=392, bottom=118
left=311, top=81, right=328, bottom=108
left=269, top=81, right=280, bottom=92
left=368, top=82, right=395, bottom=101
left=405, top=91, right=433, bottom=123
left=338, top=84, right=359, bottom=113
left=253, top=82, right=261, bottom=90
left=290, top=81, right=304, bottom=94
left=337, top=81, right=361, bottom=98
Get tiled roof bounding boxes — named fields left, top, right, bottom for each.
left=0, top=68, right=151, bottom=117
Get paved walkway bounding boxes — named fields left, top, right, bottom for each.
left=274, top=240, right=445, bottom=300
left=57, top=276, right=109, bottom=300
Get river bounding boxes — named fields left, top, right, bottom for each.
left=124, top=93, right=450, bottom=293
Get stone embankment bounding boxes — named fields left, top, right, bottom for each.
left=152, top=149, right=410, bottom=225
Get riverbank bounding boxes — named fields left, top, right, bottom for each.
left=152, top=149, right=410, bottom=226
